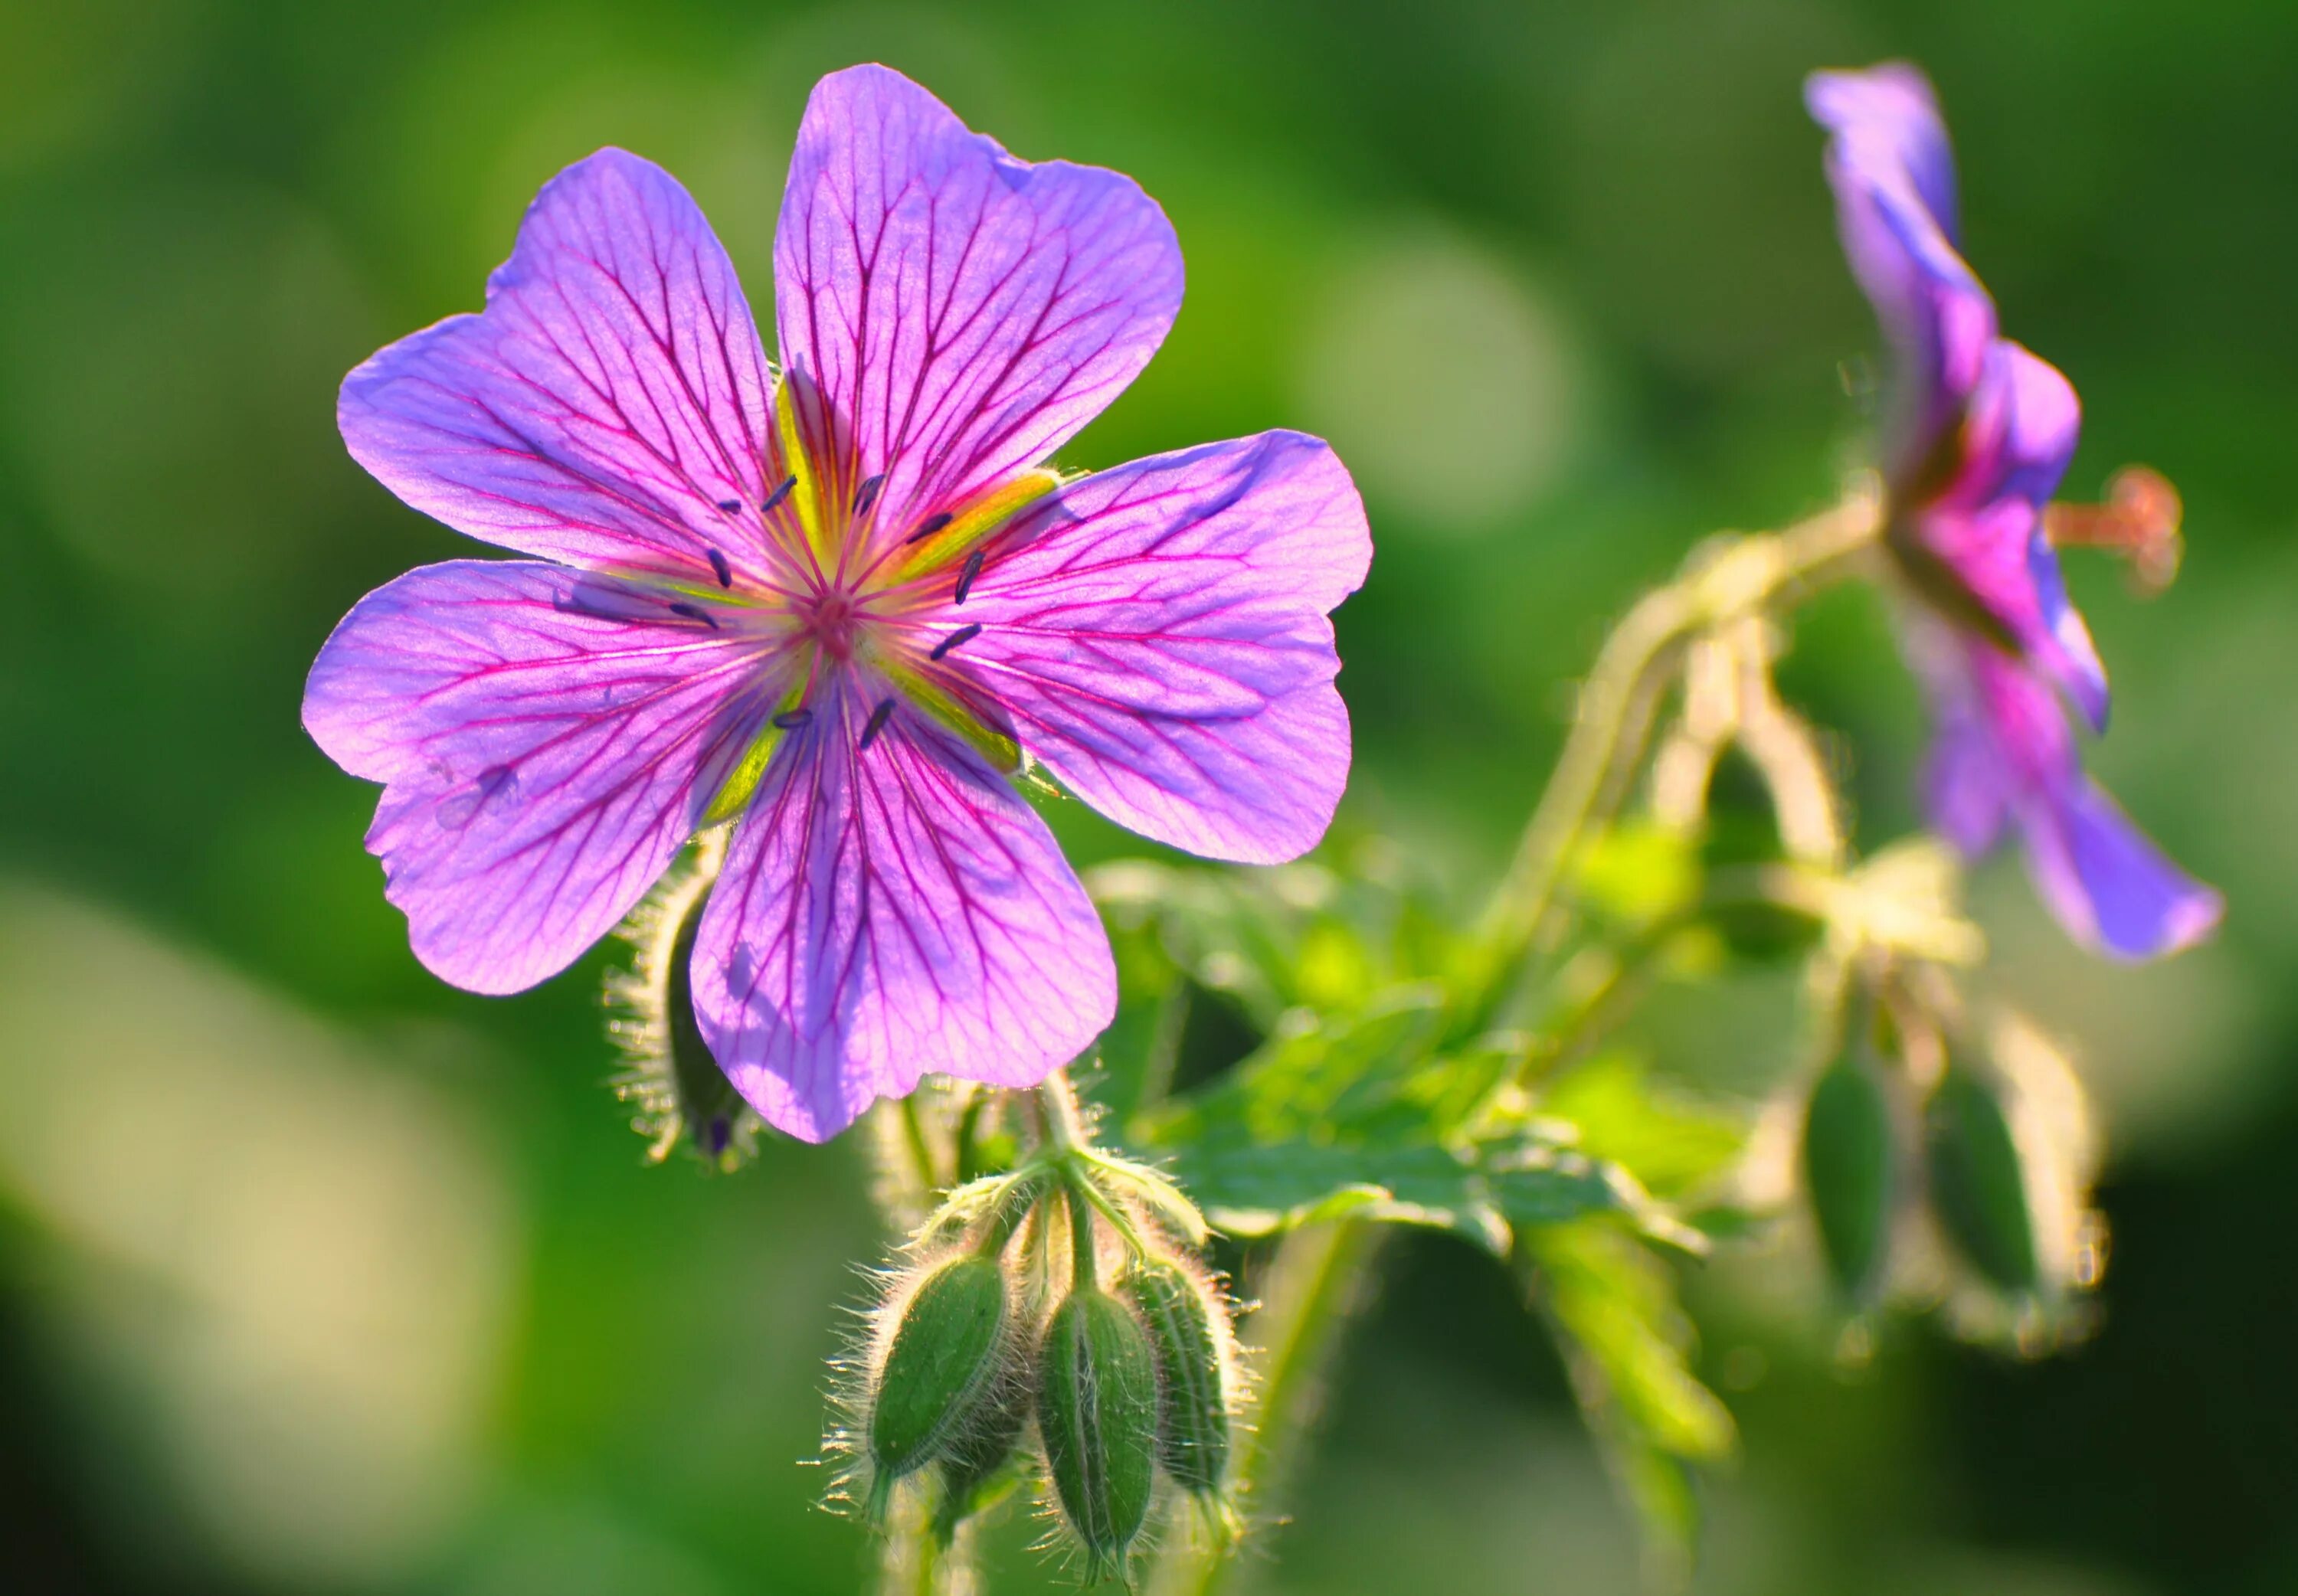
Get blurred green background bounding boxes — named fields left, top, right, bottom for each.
left=1, top=2, right=2292, bottom=1591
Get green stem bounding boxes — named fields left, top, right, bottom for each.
left=899, top=1094, right=942, bottom=1195
left=1066, top=1182, right=1099, bottom=1293
left=1151, top=1222, right=1386, bottom=1596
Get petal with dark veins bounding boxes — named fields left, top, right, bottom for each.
left=952, top=431, right=1370, bottom=865
left=692, top=679, right=1115, bottom=1142
left=303, top=560, right=772, bottom=993
left=341, top=149, right=786, bottom=584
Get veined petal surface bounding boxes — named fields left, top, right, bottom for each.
left=1809, top=62, right=1995, bottom=474
left=303, top=561, right=770, bottom=993
left=692, top=681, right=1115, bottom=1143
left=954, top=432, right=1369, bottom=864
left=341, top=149, right=783, bottom=581
left=773, top=64, right=1183, bottom=557
left=1919, top=636, right=2218, bottom=961
left=1911, top=341, right=2108, bottom=727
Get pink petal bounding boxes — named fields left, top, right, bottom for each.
left=692, top=678, right=1116, bottom=1142
left=953, top=431, right=1370, bottom=864
left=303, top=560, right=771, bottom=994
left=342, top=149, right=786, bottom=583
left=773, top=64, right=1183, bottom=555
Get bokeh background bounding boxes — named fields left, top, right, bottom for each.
left=2, top=2, right=2292, bottom=1592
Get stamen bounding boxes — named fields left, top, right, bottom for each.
left=773, top=708, right=813, bottom=731
left=954, top=548, right=987, bottom=604
left=761, top=475, right=797, bottom=515
left=858, top=696, right=896, bottom=752
left=715, top=499, right=741, bottom=513
left=667, top=601, right=720, bottom=630
left=929, top=623, right=982, bottom=661
left=853, top=473, right=885, bottom=517
left=706, top=548, right=733, bottom=587
left=905, top=511, right=954, bottom=545
left=2044, top=465, right=2185, bottom=596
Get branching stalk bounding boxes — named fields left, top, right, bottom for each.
left=1465, top=489, right=1881, bottom=1028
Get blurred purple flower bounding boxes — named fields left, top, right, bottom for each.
left=1810, top=62, right=2218, bottom=958
left=305, top=65, right=1370, bottom=1140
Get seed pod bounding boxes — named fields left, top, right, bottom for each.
left=1926, top=1064, right=2038, bottom=1293
left=868, top=1254, right=1010, bottom=1517
left=1037, top=1287, right=1160, bottom=1579
left=1801, top=1058, right=1894, bottom=1302
left=929, top=1368, right=1031, bottom=1546
left=1120, top=1259, right=1233, bottom=1498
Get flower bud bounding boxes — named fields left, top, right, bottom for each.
left=929, top=1365, right=1031, bottom=1546
left=1037, top=1286, right=1160, bottom=1579
left=1119, top=1258, right=1236, bottom=1501
left=867, top=1254, right=1011, bottom=1518
left=607, top=832, right=755, bottom=1167
left=1800, top=1058, right=1894, bottom=1302
left=1925, top=1063, right=2038, bottom=1293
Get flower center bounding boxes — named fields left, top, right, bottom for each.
left=800, top=588, right=867, bottom=662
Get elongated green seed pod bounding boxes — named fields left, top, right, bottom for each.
left=868, top=1254, right=1010, bottom=1517
left=1926, top=1065, right=2038, bottom=1292
left=1037, top=1287, right=1160, bottom=1579
left=929, top=1369, right=1030, bottom=1546
left=1120, top=1260, right=1232, bottom=1497
left=1801, top=1058, right=1895, bottom=1301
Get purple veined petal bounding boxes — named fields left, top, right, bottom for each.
left=303, top=560, right=774, bottom=994
left=1921, top=682, right=2015, bottom=859
left=2015, top=770, right=2224, bottom=960
left=1908, top=340, right=2109, bottom=728
left=1809, top=67, right=1995, bottom=475
left=691, top=676, right=1117, bottom=1143
left=1806, top=64, right=1959, bottom=243
left=773, top=64, right=1183, bottom=558
left=1910, top=619, right=2026, bottom=857
left=950, top=431, right=1371, bottom=865
left=342, top=149, right=786, bottom=583
left=1913, top=636, right=2216, bottom=960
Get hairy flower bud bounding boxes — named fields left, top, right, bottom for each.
left=929, top=1365, right=1032, bottom=1546
left=1037, top=1286, right=1160, bottom=1579
left=1801, top=1058, right=1895, bottom=1302
left=607, top=832, right=755, bottom=1167
left=868, top=1254, right=1012, bottom=1518
left=1119, top=1258, right=1236, bottom=1502
left=1925, top=1064, right=2038, bottom=1293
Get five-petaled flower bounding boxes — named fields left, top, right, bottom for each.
left=1809, top=63, right=2219, bottom=959
left=305, top=65, right=1371, bottom=1140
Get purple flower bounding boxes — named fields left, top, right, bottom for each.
left=1810, top=62, right=2218, bottom=959
left=305, top=65, right=1371, bottom=1140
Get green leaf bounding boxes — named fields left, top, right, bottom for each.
left=1538, top=1051, right=1747, bottom=1199
left=1523, top=1219, right=1737, bottom=1576
left=1131, top=989, right=1684, bottom=1255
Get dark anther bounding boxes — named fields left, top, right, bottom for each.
left=853, top=473, right=885, bottom=517
left=773, top=708, right=813, bottom=731
left=667, top=601, right=720, bottom=630
left=857, top=696, right=896, bottom=752
left=715, top=499, right=741, bottom=513
left=930, top=623, right=983, bottom=661
left=954, top=548, right=987, bottom=604
left=761, top=476, right=797, bottom=514
left=707, top=548, right=733, bottom=587
left=905, top=511, right=955, bottom=544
